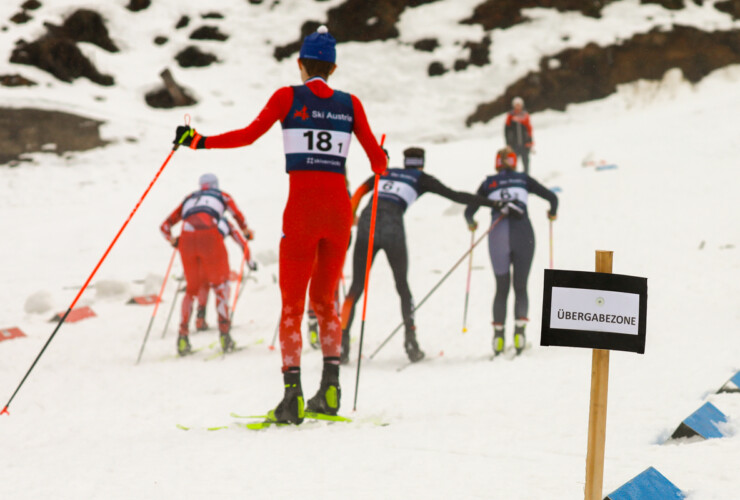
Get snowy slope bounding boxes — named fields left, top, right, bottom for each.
left=1, top=1, right=740, bottom=499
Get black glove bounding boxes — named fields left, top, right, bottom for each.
left=171, top=236, right=179, bottom=248
left=248, top=260, right=258, bottom=271
left=173, top=125, right=205, bottom=149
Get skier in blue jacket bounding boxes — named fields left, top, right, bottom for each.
left=464, top=146, right=558, bottom=356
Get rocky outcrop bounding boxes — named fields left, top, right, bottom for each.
left=0, top=74, right=36, bottom=86
left=715, top=0, right=740, bottom=19
left=274, top=0, right=440, bottom=60
left=466, top=25, right=740, bottom=125
left=126, top=0, right=150, bottom=12
left=190, top=26, right=229, bottom=41
left=0, top=108, right=107, bottom=165
left=462, top=0, right=618, bottom=31
left=45, top=9, right=119, bottom=52
left=9, top=9, right=117, bottom=85
left=175, top=46, right=218, bottom=68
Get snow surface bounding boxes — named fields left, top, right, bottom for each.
left=1, top=1, right=740, bottom=499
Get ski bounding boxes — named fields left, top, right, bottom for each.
left=204, top=344, right=248, bottom=361
left=396, top=351, right=443, bottom=372
left=490, top=342, right=533, bottom=361
left=230, top=411, right=352, bottom=423
left=304, top=411, right=352, bottom=422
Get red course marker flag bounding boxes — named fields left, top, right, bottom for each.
left=128, top=295, right=159, bottom=305
left=49, top=306, right=96, bottom=323
left=0, top=327, right=26, bottom=343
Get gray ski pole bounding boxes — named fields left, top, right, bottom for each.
left=369, top=215, right=503, bottom=360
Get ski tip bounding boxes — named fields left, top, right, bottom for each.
left=268, top=345, right=275, bottom=351
left=1, top=406, right=9, bottom=416
left=176, top=424, right=190, bottom=431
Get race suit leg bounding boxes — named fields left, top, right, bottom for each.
left=489, top=217, right=512, bottom=325
left=381, top=214, right=414, bottom=332
left=279, top=173, right=352, bottom=371
left=510, top=218, right=535, bottom=320
left=200, top=227, right=231, bottom=334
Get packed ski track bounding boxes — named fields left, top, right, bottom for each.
left=1, top=1, right=740, bottom=498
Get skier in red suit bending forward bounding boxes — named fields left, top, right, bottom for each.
left=173, top=26, right=386, bottom=424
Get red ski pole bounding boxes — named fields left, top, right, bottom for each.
left=136, top=247, right=178, bottom=364
left=2, top=130, right=189, bottom=415
left=353, top=134, right=386, bottom=412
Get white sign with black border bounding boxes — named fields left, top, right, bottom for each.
left=541, top=270, right=647, bottom=353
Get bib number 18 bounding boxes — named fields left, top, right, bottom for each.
left=303, top=130, right=341, bottom=153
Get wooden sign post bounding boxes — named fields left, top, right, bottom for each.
left=585, top=250, right=612, bottom=500
left=540, top=250, right=648, bottom=500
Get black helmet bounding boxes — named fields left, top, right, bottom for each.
left=403, top=147, right=425, bottom=169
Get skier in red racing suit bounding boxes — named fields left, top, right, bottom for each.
left=173, top=26, right=386, bottom=424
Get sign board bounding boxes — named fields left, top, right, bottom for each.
left=541, top=269, right=647, bottom=354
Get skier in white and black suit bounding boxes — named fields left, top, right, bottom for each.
left=342, top=147, right=497, bottom=364
left=464, top=146, right=558, bottom=356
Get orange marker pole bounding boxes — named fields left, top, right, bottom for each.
left=2, top=134, right=186, bottom=415
left=352, top=134, right=386, bottom=411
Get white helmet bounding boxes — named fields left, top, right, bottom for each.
left=512, top=96, right=524, bottom=108
left=199, top=173, right=219, bottom=190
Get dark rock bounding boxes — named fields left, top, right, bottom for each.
left=465, top=35, right=491, bottom=66
left=715, top=0, right=740, bottom=19
left=0, top=73, right=37, bottom=86
left=428, top=61, right=447, bottom=76
left=413, top=38, right=439, bottom=52
left=274, top=0, right=439, bottom=60
left=274, top=20, right=320, bottom=60
left=462, top=0, right=618, bottom=30
left=145, top=88, right=197, bottom=109
left=201, top=12, right=224, bottom=19
left=248, top=0, right=264, bottom=4
left=466, top=25, right=740, bottom=126
left=175, top=16, right=190, bottom=29
left=22, top=0, right=42, bottom=10
left=11, top=11, right=32, bottom=24
left=453, top=59, right=469, bottom=71
left=190, top=26, right=229, bottom=41
left=154, top=36, right=168, bottom=45
left=11, top=37, right=114, bottom=85
left=9, top=9, right=117, bottom=85
left=0, top=108, right=107, bottom=165
left=126, top=0, right=151, bottom=12
left=640, top=0, right=684, bottom=8
left=175, top=46, right=218, bottom=67
left=47, top=9, right=119, bottom=52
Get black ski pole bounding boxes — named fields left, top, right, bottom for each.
left=136, top=247, right=178, bottom=364
left=161, top=281, right=184, bottom=339
left=2, top=135, right=187, bottom=415
left=369, top=215, right=503, bottom=360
